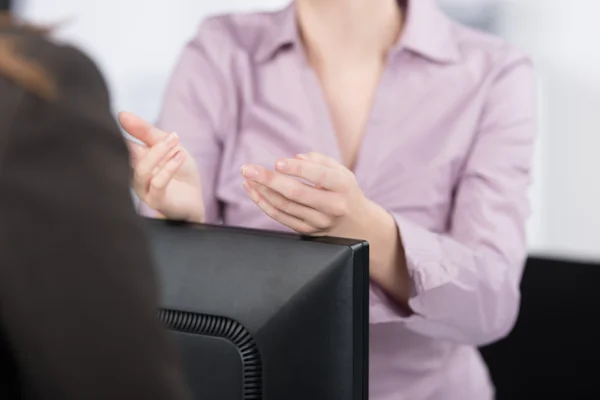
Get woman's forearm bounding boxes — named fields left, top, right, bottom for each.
left=359, top=201, right=412, bottom=310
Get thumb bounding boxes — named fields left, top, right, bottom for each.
left=118, top=112, right=168, bottom=146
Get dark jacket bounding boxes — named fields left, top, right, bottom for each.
left=0, top=24, right=190, bottom=400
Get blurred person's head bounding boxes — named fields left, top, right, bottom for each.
left=0, top=2, right=57, bottom=100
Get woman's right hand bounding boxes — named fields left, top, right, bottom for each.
left=119, top=112, right=205, bottom=223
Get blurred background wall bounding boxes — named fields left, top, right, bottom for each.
left=14, top=0, right=599, bottom=261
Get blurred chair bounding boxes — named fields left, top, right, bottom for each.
left=480, top=256, right=600, bottom=399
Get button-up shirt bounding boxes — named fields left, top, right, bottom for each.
left=151, top=0, right=537, bottom=398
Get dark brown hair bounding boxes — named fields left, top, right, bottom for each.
left=0, top=13, right=58, bottom=100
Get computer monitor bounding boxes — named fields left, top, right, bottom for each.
left=144, top=218, right=369, bottom=400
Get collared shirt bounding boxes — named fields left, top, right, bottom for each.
left=152, top=0, right=536, bottom=398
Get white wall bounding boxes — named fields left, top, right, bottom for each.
left=497, top=0, right=600, bottom=260
left=16, top=0, right=289, bottom=121
left=16, top=0, right=600, bottom=260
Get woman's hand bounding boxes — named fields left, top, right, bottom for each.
left=119, top=112, right=205, bottom=223
left=241, top=152, right=412, bottom=305
left=240, top=152, right=373, bottom=238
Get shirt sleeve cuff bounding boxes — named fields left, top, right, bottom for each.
left=392, top=213, right=456, bottom=295
left=369, top=283, right=424, bottom=324
left=369, top=213, right=464, bottom=325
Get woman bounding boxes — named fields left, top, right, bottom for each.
left=0, top=6, right=190, bottom=400
left=124, top=0, right=536, bottom=398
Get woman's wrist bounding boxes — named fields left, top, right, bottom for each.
left=360, top=200, right=411, bottom=306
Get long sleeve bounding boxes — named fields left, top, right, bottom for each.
left=370, top=53, right=537, bottom=346
left=0, top=42, right=190, bottom=400
left=140, top=19, right=235, bottom=223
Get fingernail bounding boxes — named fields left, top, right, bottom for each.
left=242, top=166, right=258, bottom=179
left=275, top=160, right=287, bottom=170
left=296, top=154, right=308, bottom=160
left=166, top=132, right=178, bottom=144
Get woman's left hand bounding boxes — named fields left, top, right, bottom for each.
left=240, top=152, right=372, bottom=237
left=242, top=152, right=412, bottom=305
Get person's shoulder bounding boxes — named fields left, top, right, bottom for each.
left=449, top=21, right=532, bottom=75
left=188, top=9, right=284, bottom=60
left=446, top=21, right=536, bottom=117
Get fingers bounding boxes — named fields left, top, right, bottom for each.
left=133, top=132, right=179, bottom=192
left=241, top=165, right=346, bottom=216
left=246, top=180, right=332, bottom=230
left=274, top=157, right=347, bottom=191
left=298, top=152, right=347, bottom=171
left=127, top=138, right=178, bottom=174
left=152, top=146, right=180, bottom=175
left=243, top=181, right=317, bottom=235
left=118, top=112, right=168, bottom=146
left=148, top=151, right=186, bottom=194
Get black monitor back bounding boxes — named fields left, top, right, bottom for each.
left=144, top=219, right=369, bottom=400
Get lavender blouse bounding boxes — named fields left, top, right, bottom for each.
left=147, top=0, right=537, bottom=398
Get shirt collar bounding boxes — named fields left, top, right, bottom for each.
left=253, top=3, right=299, bottom=63
left=254, top=0, right=460, bottom=64
left=396, top=0, right=460, bottom=63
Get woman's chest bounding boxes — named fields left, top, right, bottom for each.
left=216, top=59, right=487, bottom=231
